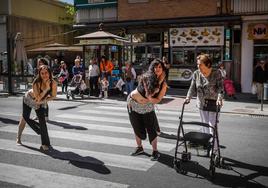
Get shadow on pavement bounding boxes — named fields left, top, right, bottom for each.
left=159, top=98, right=175, bottom=104
left=23, top=145, right=111, bottom=174
left=158, top=153, right=266, bottom=187
left=57, top=102, right=91, bottom=111
left=0, top=117, right=19, bottom=125
left=47, top=120, right=87, bottom=130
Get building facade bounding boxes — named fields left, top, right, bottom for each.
left=74, top=0, right=268, bottom=92
left=0, top=0, right=74, bottom=93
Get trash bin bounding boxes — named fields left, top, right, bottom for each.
left=264, top=83, right=268, bottom=100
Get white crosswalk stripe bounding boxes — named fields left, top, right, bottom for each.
left=0, top=162, right=129, bottom=188
left=0, top=126, right=175, bottom=152
left=0, top=104, right=202, bottom=187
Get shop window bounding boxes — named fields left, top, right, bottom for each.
left=146, top=33, right=161, bottom=42
left=132, top=33, right=146, bottom=43
left=172, top=49, right=195, bottom=66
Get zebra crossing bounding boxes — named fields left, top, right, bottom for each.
left=0, top=103, right=202, bottom=187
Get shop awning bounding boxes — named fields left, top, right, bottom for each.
left=28, top=46, right=82, bottom=52
left=76, top=30, right=129, bottom=46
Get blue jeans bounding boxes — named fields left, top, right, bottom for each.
left=125, top=80, right=135, bottom=95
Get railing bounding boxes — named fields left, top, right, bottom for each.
left=231, top=0, right=268, bottom=14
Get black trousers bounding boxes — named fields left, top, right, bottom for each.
left=62, top=79, right=68, bottom=93
left=89, top=76, right=99, bottom=96
left=22, top=101, right=50, bottom=146
left=128, top=109, right=159, bottom=144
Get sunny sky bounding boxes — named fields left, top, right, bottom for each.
left=58, top=0, right=74, bottom=5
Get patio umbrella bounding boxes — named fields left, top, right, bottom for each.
left=13, top=32, right=28, bottom=75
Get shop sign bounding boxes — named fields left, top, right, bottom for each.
left=248, top=23, right=268, bottom=40
left=168, top=68, right=193, bottom=81
left=224, top=29, right=231, bottom=60
left=169, top=26, right=224, bottom=47
left=79, top=39, right=123, bottom=45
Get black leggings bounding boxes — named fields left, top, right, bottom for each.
left=22, top=101, right=50, bottom=146
left=128, top=109, right=159, bottom=144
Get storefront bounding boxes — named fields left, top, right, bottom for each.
left=241, top=15, right=268, bottom=93
left=123, top=32, right=163, bottom=75
left=169, top=26, right=225, bottom=86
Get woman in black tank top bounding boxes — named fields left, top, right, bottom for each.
left=128, top=59, right=168, bottom=161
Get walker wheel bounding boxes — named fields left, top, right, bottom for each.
left=209, top=161, right=216, bottom=179
left=181, top=151, right=191, bottom=162
left=214, top=155, right=223, bottom=167
left=174, top=160, right=187, bottom=175
left=219, top=157, right=225, bottom=167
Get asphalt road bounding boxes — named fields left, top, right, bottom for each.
left=0, top=96, right=267, bottom=188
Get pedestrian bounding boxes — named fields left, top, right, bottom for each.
left=253, top=59, right=267, bottom=101
left=88, top=58, right=100, bottom=97
left=218, top=62, right=236, bottom=99
left=162, top=56, right=170, bottom=81
left=100, top=55, right=114, bottom=89
left=185, top=54, right=224, bottom=150
left=51, top=58, right=60, bottom=77
left=58, top=61, right=69, bottom=93
left=124, top=61, right=136, bottom=95
left=127, top=59, right=168, bottom=161
left=72, top=58, right=84, bottom=76
left=16, top=65, right=57, bottom=152
left=99, top=75, right=109, bottom=98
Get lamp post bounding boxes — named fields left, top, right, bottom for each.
left=6, top=15, right=13, bottom=94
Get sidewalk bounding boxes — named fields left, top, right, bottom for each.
left=55, top=87, right=268, bottom=116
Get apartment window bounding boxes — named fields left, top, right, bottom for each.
left=128, top=0, right=149, bottom=3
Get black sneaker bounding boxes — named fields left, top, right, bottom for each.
left=151, top=150, right=160, bottom=161
left=131, top=146, right=144, bottom=156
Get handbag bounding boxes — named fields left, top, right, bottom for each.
left=251, top=83, right=257, bottom=95
left=23, top=92, right=40, bottom=110
left=202, top=99, right=220, bottom=112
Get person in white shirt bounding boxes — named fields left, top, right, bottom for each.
left=88, top=58, right=100, bottom=97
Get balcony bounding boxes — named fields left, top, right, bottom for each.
left=231, top=0, right=268, bottom=14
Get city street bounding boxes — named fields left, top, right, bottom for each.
left=0, top=95, right=268, bottom=188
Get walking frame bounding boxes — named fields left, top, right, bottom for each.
left=173, top=102, right=225, bottom=179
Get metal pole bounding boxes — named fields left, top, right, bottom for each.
left=261, top=84, right=263, bottom=111
left=6, top=16, right=13, bottom=94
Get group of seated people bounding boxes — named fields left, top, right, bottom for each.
left=59, top=55, right=138, bottom=99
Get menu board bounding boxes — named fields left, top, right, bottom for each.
left=170, top=26, right=224, bottom=47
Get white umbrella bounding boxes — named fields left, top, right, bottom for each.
left=13, top=32, right=28, bottom=75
